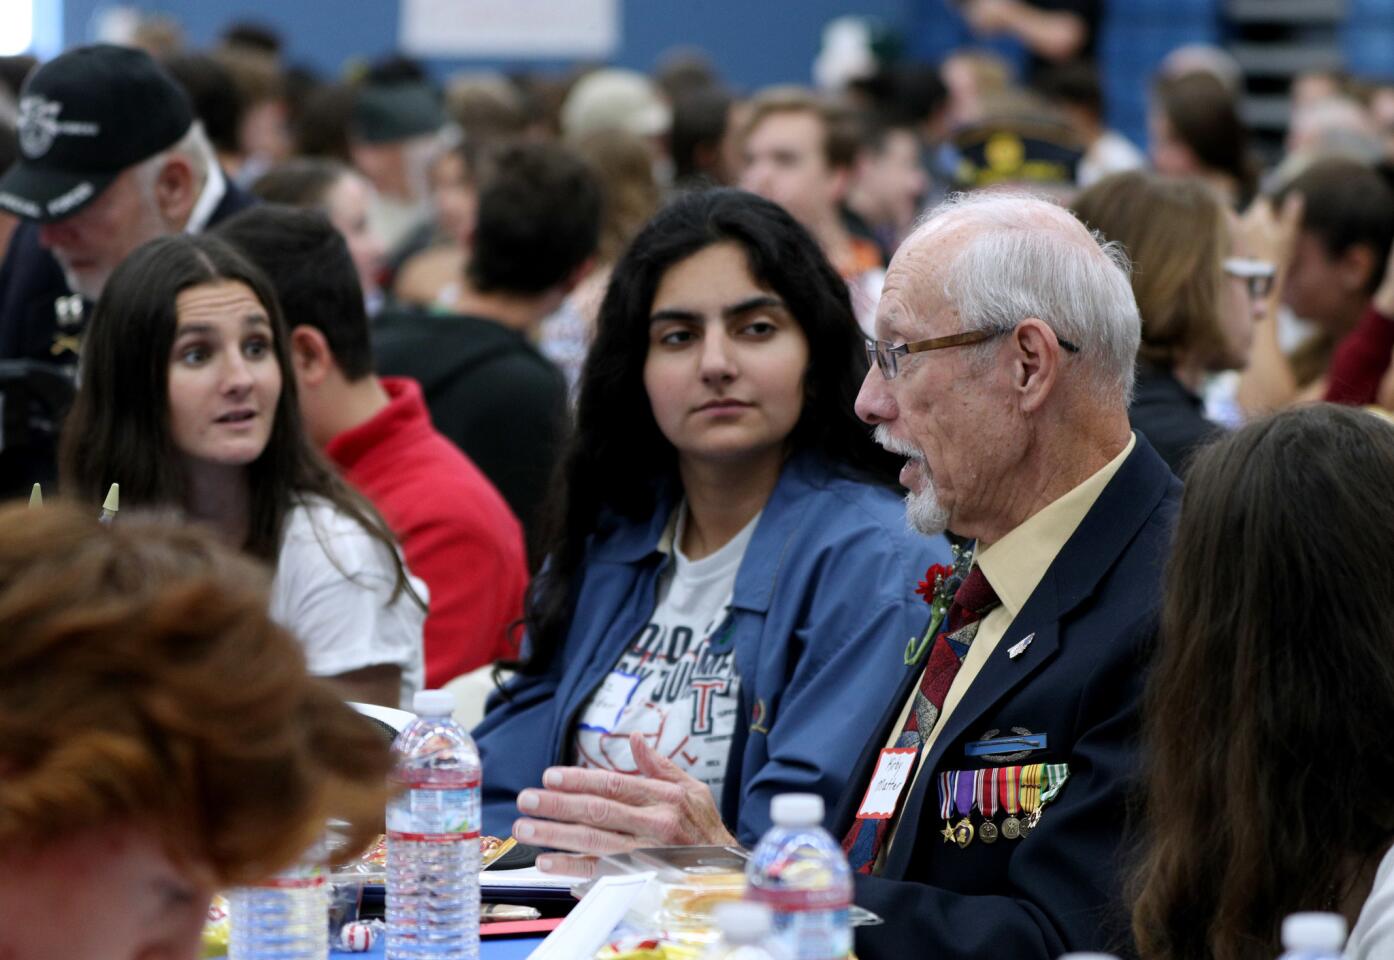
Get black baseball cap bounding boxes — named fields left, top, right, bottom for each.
left=0, top=44, right=194, bottom=224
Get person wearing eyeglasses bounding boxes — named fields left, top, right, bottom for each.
left=1072, top=170, right=1270, bottom=473
left=840, top=191, right=1182, bottom=960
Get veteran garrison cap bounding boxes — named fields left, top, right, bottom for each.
left=0, top=44, right=194, bottom=224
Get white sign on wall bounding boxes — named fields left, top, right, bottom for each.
left=399, top=0, right=620, bottom=58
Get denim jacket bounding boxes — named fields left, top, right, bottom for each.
left=472, top=452, right=952, bottom=846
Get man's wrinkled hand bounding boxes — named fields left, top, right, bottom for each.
left=511, top=732, right=737, bottom=876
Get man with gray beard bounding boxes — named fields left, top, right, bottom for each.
left=830, top=192, right=1180, bottom=959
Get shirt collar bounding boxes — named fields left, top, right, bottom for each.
left=976, top=433, right=1136, bottom=616
left=184, top=162, right=227, bottom=235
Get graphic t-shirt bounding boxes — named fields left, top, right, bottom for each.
left=573, top=504, right=760, bottom=800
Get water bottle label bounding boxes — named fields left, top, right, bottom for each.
left=387, top=784, right=481, bottom=839
left=772, top=907, right=852, bottom=959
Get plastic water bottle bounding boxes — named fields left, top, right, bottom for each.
left=387, top=689, right=481, bottom=960
left=228, top=851, right=328, bottom=959
left=1278, top=912, right=1347, bottom=959
left=745, top=793, right=852, bottom=960
left=705, top=902, right=791, bottom=959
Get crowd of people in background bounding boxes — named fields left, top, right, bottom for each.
left=4, top=6, right=1394, bottom=959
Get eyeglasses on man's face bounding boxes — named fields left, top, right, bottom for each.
left=863, top=327, right=1080, bottom=380
left=1223, top=257, right=1276, bottom=300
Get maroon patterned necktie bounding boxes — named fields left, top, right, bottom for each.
left=841, top=566, right=1000, bottom=873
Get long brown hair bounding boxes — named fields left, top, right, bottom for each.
left=1132, top=405, right=1394, bottom=960
left=0, top=501, right=392, bottom=881
left=59, top=234, right=411, bottom=601
left=1073, top=171, right=1231, bottom=371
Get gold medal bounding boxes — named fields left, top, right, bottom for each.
left=942, top=820, right=957, bottom=844
left=1000, top=764, right=1022, bottom=839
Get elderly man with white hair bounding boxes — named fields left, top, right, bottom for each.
left=830, top=192, right=1180, bottom=959
left=0, top=44, right=254, bottom=365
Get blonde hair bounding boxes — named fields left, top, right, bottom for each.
left=1072, top=171, right=1231, bottom=370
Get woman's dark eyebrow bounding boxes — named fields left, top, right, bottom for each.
left=649, top=295, right=787, bottom=325
left=173, top=314, right=270, bottom=338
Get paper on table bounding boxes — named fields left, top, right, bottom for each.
left=526, top=872, right=654, bottom=960
left=480, top=865, right=573, bottom=890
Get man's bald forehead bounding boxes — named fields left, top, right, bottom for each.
left=901, top=192, right=1111, bottom=270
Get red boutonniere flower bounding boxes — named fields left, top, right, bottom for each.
left=916, top=563, right=954, bottom=603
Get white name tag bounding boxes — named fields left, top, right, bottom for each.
left=856, top=747, right=919, bottom=820
left=577, top=670, right=641, bottom=733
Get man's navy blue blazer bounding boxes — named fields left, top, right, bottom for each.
left=831, top=433, right=1182, bottom=960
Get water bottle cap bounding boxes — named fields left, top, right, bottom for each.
left=1281, top=912, right=1347, bottom=950
left=412, top=689, right=456, bottom=717
left=712, top=901, right=772, bottom=943
left=770, top=792, right=823, bottom=826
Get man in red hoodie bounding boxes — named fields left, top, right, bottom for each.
left=217, top=205, right=527, bottom=687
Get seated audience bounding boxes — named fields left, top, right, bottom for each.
left=59, top=233, right=424, bottom=708
left=1073, top=171, right=1259, bottom=472
left=738, top=86, right=886, bottom=335
left=250, top=158, right=386, bottom=313
left=1239, top=158, right=1394, bottom=412
left=1133, top=404, right=1394, bottom=960
left=476, top=189, right=951, bottom=863
left=0, top=501, right=391, bottom=960
left=1148, top=71, right=1256, bottom=209
left=217, top=205, right=528, bottom=688
left=374, top=143, right=595, bottom=554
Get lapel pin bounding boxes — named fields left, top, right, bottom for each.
left=1008, top=632, right=1035, bottom=659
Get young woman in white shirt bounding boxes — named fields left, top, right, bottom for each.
left=60, top=233, right=423, bottom=708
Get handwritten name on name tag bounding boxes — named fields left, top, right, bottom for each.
left=856, top=747, right=919, bottom=820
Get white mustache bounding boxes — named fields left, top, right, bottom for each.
left=873, top=425, right=923, bottom=460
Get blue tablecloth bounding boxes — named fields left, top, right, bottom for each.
left=331, top=935, right=546, bottom=958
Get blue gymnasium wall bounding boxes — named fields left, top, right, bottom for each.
left=59, top=0, right=909, bottom=92
left=53, top=0, right=1394, bottom=155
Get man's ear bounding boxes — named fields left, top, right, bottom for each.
left=153, top=155, right=198, bottom=229
left=829, top=163, right=852, bottom=204
left=1011, top=317, right=1064, bottom=414
left=289, top=325, right=334, bottom=388
left=1340, top=244, right=1379, bottom=294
